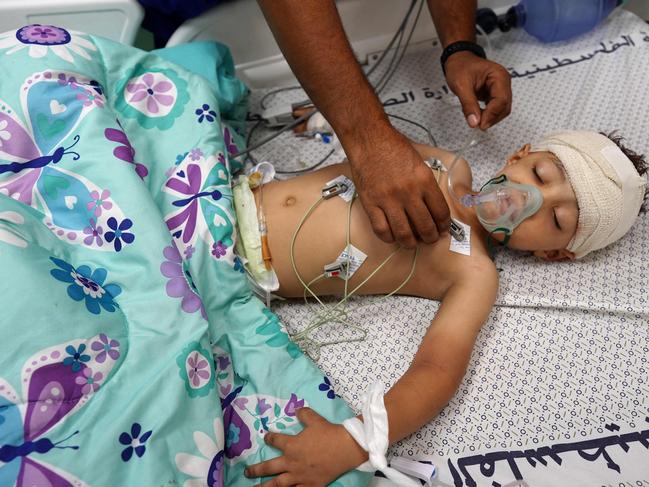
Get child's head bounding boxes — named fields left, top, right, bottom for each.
left=493, top=130, right=647, bottom=260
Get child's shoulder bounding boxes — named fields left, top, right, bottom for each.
left=411, top=142, right=473, bottom=189
left=451, top=253, right=499, bottom=309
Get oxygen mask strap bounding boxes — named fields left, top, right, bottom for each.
left=486, top=227, right=511, bottom=257
left=479, top=174, right=507, bottom=192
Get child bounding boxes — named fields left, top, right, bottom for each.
left=244, top=130, right=647, bottom=485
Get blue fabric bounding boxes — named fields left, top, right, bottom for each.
left=138, top=0, right=226, bottom=47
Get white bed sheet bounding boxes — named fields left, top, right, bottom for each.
left=247, top=9, right=649, bottom=486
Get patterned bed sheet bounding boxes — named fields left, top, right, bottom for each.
left=251, top=9, right=649, bottom=487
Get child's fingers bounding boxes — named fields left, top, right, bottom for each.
left=264, top=432, right=290, bottom=451
left=295, top=406, right=324, bottom=426
left=245, top=456, right=288, bottom=478
left=259, top=473, right=296, bottom=487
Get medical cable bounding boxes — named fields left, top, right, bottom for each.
left=242, top=112, right=334, bottom=175
left=386, top=113, right=436, bottom=146
left=288, top=187, right=418, bottom=360
left=369, top=0, right=422, bottom=92
left=365, top=0, right=418, bottom=78
left=231, top=109, right=316, bottom=159
left=244, top=119, right=263, bottom=166
left=256, top=0, right=418, bottom=123
left=242, top=0, right=423, bottom=169
left=278, top=110, right=436, bottom=175
left=374, top=0, right=425, bottom=95
left=247, top=111, right=434, bottom=178
left=372, top=25, right=406, bottom=94
left=445, top=138, right=480, bottom=206
left=475, top=22, right=493, bottom=59
left=260, top=0, right=419, bottom=111
left=289, top=195, right=369, bottom=355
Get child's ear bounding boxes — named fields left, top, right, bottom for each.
left=533, top=249, right=576, bottom=261
left=506, top=143, right=532, bottom=166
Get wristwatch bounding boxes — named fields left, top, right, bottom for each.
left=440, top=41, right=487, bottom=75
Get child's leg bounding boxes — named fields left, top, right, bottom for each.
left=260, top=163, right=448, bottom=300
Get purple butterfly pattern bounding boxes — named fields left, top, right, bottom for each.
left=163, top=152, right=236, bottom=262
left=0, top=333, right=122, bottom=486
left=104, top=120, right=148, bottom=180
left=222, top=127, right=239, bottom=159
left=0, top=70, right=129, bottom=251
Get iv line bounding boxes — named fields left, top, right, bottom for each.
left=446, top=138, right=481, bottom=206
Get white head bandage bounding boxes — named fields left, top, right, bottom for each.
left=532, top=131, right=647, bottom=258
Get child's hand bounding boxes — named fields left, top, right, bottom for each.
left=244, top=407, right=368, bottom=486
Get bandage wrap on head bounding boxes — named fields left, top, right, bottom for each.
left=531, top=131, right=647, bottom=258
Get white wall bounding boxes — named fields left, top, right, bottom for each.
left=167, top=0, right=649, bottom=88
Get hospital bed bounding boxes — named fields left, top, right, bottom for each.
left=0, top=0, right=143, bottom=45
left=1, top=1, right=648, bottom=486
left=233, top=5, right=649, bottom=486
left=1, top=0, right=647, bottom=85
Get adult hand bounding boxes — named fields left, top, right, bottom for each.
left=244, top=407, right=367, bottom=487
left=348, top=130, right=451, bottom=249
left=444, top=51, right=512, bottom=130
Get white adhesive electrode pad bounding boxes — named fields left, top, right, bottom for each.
left=325, top=175, right=356, bottom=202
left=449, top=220, right=471, bottom=256
left=335, top=244, right=368, bottom=280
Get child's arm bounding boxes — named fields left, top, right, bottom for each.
left=245, top=261, right=498, bottom=485
left=382, top=260, right=498, bottom=442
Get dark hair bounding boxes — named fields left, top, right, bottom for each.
left=602, top=131, right=648, bottom=213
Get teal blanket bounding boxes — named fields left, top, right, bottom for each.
left=0, top=25, right=367, bottom=487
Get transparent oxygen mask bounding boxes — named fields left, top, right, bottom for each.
left=446, top=138, right=543, bottom=236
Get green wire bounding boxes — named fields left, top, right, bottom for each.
left=288, top=187, right=418, bottom=359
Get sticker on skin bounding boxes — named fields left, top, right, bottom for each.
left=449, top=219, right=471, bottom=256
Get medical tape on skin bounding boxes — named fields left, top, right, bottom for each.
left=342, top=382, right=420, bottom=486
left=232, top=176, right=279, bottom=292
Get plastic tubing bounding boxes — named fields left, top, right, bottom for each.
left=446, top=138, right=481, bottom=207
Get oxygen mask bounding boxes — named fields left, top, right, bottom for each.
left=460, top=175, right=543, bottom=234
left=446, top=138, right=543, bottom=240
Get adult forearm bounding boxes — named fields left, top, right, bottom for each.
left=427, top=0, right=477, bottom=47
left=257, top=0, right=391, bottom=148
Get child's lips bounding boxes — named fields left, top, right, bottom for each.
left=499, top=196, right=510, bottom=214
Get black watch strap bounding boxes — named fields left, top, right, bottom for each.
left=440, top=41, right=487, bottom=75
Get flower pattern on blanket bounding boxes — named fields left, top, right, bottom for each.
left=116, top=65, right=189, bottom=130
left=0, top=25, right=97, bottom=63
left=50, top=256, right=122, bottom=315
left=177, top=342, right=216, bottom=398
left=0, top=25, right=365, bottom=487
left=213, top=346, right=307, bottom=464
left=175, top=418, right=226, bottom=487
